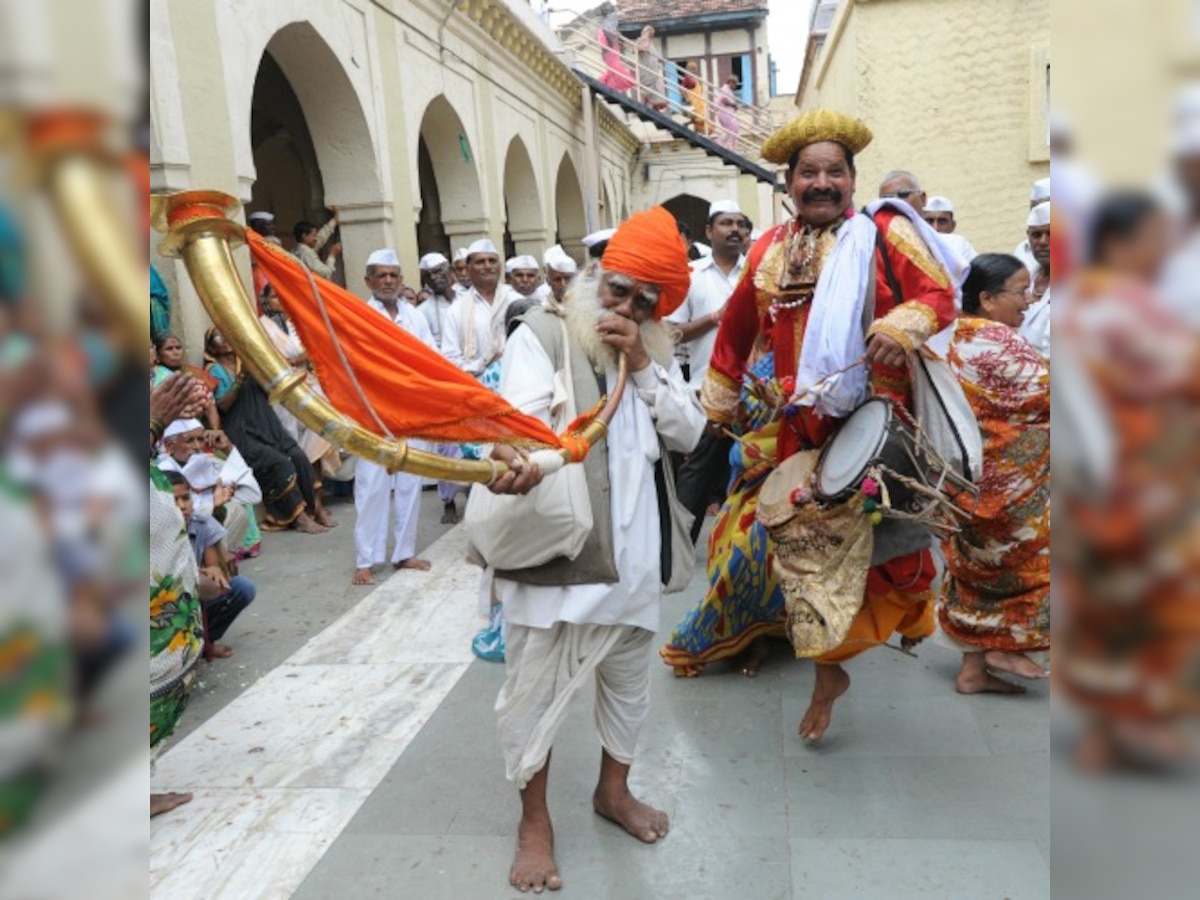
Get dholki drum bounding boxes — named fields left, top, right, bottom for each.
left=815, top=397, right=975, bottom=536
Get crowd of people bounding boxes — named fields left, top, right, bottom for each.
left=140, top=97, right=1200, bottom=893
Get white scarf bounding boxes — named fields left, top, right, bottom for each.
left=463, top=285, right=513, bottom=366
left=795, top=199, right=951, bottom=417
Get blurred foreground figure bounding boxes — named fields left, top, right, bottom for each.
left=1055, top=191, right=1200, bottom=772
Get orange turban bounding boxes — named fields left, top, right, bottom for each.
left=601, top=206, right=691, bottom=319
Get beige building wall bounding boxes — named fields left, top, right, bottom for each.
left=149, top=0, right=640, bottom=354
left=805, top=0, right=1050, bottom=254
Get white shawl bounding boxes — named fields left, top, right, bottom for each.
left=795, top=199, right=952, bottom=417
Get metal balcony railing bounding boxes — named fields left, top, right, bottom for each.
left=559, top=23, right=776, bottom=162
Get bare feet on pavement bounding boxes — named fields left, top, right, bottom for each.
left=441, top=502, right=460, bottom=525
left=510, top=816, right=562, bottom=893
left=352, top=567, right=375, bottom=586
left=294, top=512, right=327, bottom=534
left=394, top=557, right=432, bottom=571
left=150, top=791, right=193, bottom=818
left=211, top=643, right=234, bottom=659
left=593, top=786, right=669, bottom=843
left=984, top=650, right=1048, bottom=680
left=739, top=636, right=770, bottom=678
left=315, top=508, right=338, bottom=528
left=798, top=663, right=851, bottom=743
left=956, top=652, right=1026, bottom=694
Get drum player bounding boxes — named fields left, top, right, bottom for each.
left=660, top=109, right=958, bottom=743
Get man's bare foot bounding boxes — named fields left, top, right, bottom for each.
left=293, top=513, right=327, bottom=534
left=351, top=567, right=375, bottom=586
left=593, top=786, right=669, bottom=843
left=211, top=643, right=234, bottom=659
left=984, top=650, right=1048, bottom=680
left=393, top=557, right=432, bottom=571
left=739, top=637, right=771, bottom=678
left=510, top=816, right=562, bottom=893
left=150, top=791, right=193, bottom=818
left=314, top=508, right=338, bottom=528
left=440, top=502, right=460, bottom=525
left=798, top=664, right=851, bottom=743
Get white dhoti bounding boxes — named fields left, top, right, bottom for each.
left=496, top=622, right=653, bottom=789
left=222, top=502, right=252, bottom=552
left=353, top=458, right=422, bottom=569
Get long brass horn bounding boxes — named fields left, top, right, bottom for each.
left=150, top=190, right=622, bottom=482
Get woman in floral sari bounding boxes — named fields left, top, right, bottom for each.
left=940, top=253, right=1050, bottom=693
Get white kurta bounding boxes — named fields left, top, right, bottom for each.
left=417, top=293, right=456, bottom=354
left=665, top=253, right=746, bottom=392
left=354, top=298, right=437, bottom=568
left=492, top=326, right=705, bottom=631
left=1019, top=287, right=1051, bottom=359
left=155, top=449, right=262, bottom=516
left=441, top=286, right=516, bottom=376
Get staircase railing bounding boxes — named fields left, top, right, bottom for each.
left=559, top=23, right=776, bottom=162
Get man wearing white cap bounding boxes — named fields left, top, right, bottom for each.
left=581, top=228, right=616, bottom=263
left=452, top=248, right=471, bottom=291
left=157, top=418, right=262, bottom=556
left=923, top=196, right=977, bottom=289
left=1018, top=202, right=1052, bottom=358
left=352, top=249, right=437, bottom=584
left=665, top=199, right=749, bottom=541
left=416, top=251, right=471, bottom=522
left=247, top=211, right=279, bottom=243
left=505, top=255, right=541, bottom=298
left=441, top=238, right=516, bottom=389
left=1015, top=178, right=1051, bottom=272
left=534, top=245, right=578, bottom=306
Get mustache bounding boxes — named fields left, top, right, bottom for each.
left=801, top=188, right=843, bottom=204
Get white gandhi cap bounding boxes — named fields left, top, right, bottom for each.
left=365, top=248, right=401, bottom=269
left=708, top=199, right=742, bottom=219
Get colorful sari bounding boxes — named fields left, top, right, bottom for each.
left=939, top=318, right=1050, bottom=652
left=661, top=353, right=786, bottom=674
left=150, top=467, right=204, bottom=753
left=208, top=358, right=318, bottom=528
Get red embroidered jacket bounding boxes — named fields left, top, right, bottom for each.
left=703, top=207, right=956, bottom=461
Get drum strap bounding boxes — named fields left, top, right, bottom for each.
left=872, top=221, right=973, bottom=480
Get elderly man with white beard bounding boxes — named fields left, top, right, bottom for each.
left=483, top=206, right=704, bottom=893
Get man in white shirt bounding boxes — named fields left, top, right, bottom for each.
left=1015, top=178, right=1051, bottom=273
left=484, top=206, right=704, bottom=893
left=452, top=247, right=471, bottom=293
left=417, top=251, right=471, bottom=523
left=923, top=195, right=978, bottom=283
left=157, top=418, right=262, bottom=555
left=1019, top=202, right=1052, bottom=358
left=666, top=199, right=748, bottom=541
left=531, top=245, right=578, bottom=305
left=505, top=255, right=541, bottom=298
left=351, top=249, right=436, bottom=585
left=291, top=208, right=341, bottom=280
left=441, top=239, right=516, bottom=389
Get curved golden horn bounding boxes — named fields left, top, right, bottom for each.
left=30, top=111, right=149, bottom=352
left=150, top=190, right=622, bottom=482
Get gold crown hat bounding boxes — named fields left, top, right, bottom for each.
left=761, top=109, right=873, bottom=165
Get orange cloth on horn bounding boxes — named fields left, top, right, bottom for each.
left=601, top=205, right=692, bottom=319
left=246, top=231, right=563, bottom=449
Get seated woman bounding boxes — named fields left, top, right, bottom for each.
left=203, top=327, right=335, bottom=534
left=939, top=253, right=1050, bottom=693
left=152, top=332, right=221, bottom=433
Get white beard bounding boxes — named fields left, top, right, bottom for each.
left=562, top=269, right=676, bottom=373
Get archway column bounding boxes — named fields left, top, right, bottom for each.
left=338, top=201, right=393, bottom=294
left=443, top=216, right=493, bottom=251
left=509, top=227, right=551, bottom=259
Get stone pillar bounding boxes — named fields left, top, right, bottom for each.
left=336, top=201, right=394, bottom=298
left=510, top=227, right=552, bottom=260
